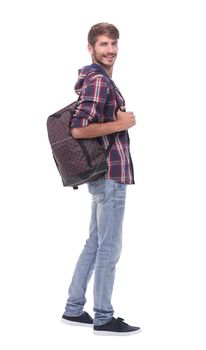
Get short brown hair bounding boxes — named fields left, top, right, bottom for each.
left=88, top=22, right=119, bottom=47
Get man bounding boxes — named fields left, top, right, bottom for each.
left=62, top=23, right=141, bottom=335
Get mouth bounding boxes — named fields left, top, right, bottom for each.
left=103, top=55, right=116, bottom=60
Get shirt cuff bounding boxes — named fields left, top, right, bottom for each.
left=71, top=117, right=91, bottom=128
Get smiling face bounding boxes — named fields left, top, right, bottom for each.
left=88, top=35, right=118, bottom=74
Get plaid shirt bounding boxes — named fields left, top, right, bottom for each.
left=71, top=64, right=134, bottom=184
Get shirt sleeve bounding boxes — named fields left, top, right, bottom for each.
left=71, top=76, right=109, bottom=128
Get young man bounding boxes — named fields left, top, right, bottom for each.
left=62, top=23, right=141, bottom=335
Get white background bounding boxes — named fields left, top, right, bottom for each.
left=0, top=0, right=206, bottom=349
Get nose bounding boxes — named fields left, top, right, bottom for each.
left=107, top=44, right=115, bottom=53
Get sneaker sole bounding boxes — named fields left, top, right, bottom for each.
left=61, top=318, right=93, bottom=328
left=93, top=329, right=142, bottom=336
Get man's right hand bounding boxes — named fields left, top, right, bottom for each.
left=116, top=109, right=136, bottom=131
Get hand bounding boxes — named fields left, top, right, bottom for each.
left=116, top=109, right=136, bottom=131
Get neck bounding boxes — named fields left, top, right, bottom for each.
left=105, top=67, right=113, bottom=78
left=92, top=60, right=113, bottom=78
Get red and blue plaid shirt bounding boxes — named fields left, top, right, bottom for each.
left=71, top=64, right=134, bottom=184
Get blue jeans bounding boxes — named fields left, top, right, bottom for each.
left=64, top=179, right=127, bottom=326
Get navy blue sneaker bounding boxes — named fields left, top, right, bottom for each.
left=61, top=311, right=93, bottom=327
left=93, top=317, right=141, bottom=335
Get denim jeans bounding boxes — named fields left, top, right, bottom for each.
left=64, top=179, right=127, bottom=326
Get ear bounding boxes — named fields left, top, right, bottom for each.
left=88, top=44, right=94, bottom=55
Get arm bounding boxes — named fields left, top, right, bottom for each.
left=71, top=75, right=136, bottom=138
left=71, top=109, right=136, bottom=139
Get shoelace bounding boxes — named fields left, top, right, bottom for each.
left=116, top=317, right=129, bottom=328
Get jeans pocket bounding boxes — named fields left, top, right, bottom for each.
left=88, top=179, right=105, bottom=203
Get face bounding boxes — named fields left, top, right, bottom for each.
left=88, top=35, right=118, bottom=70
